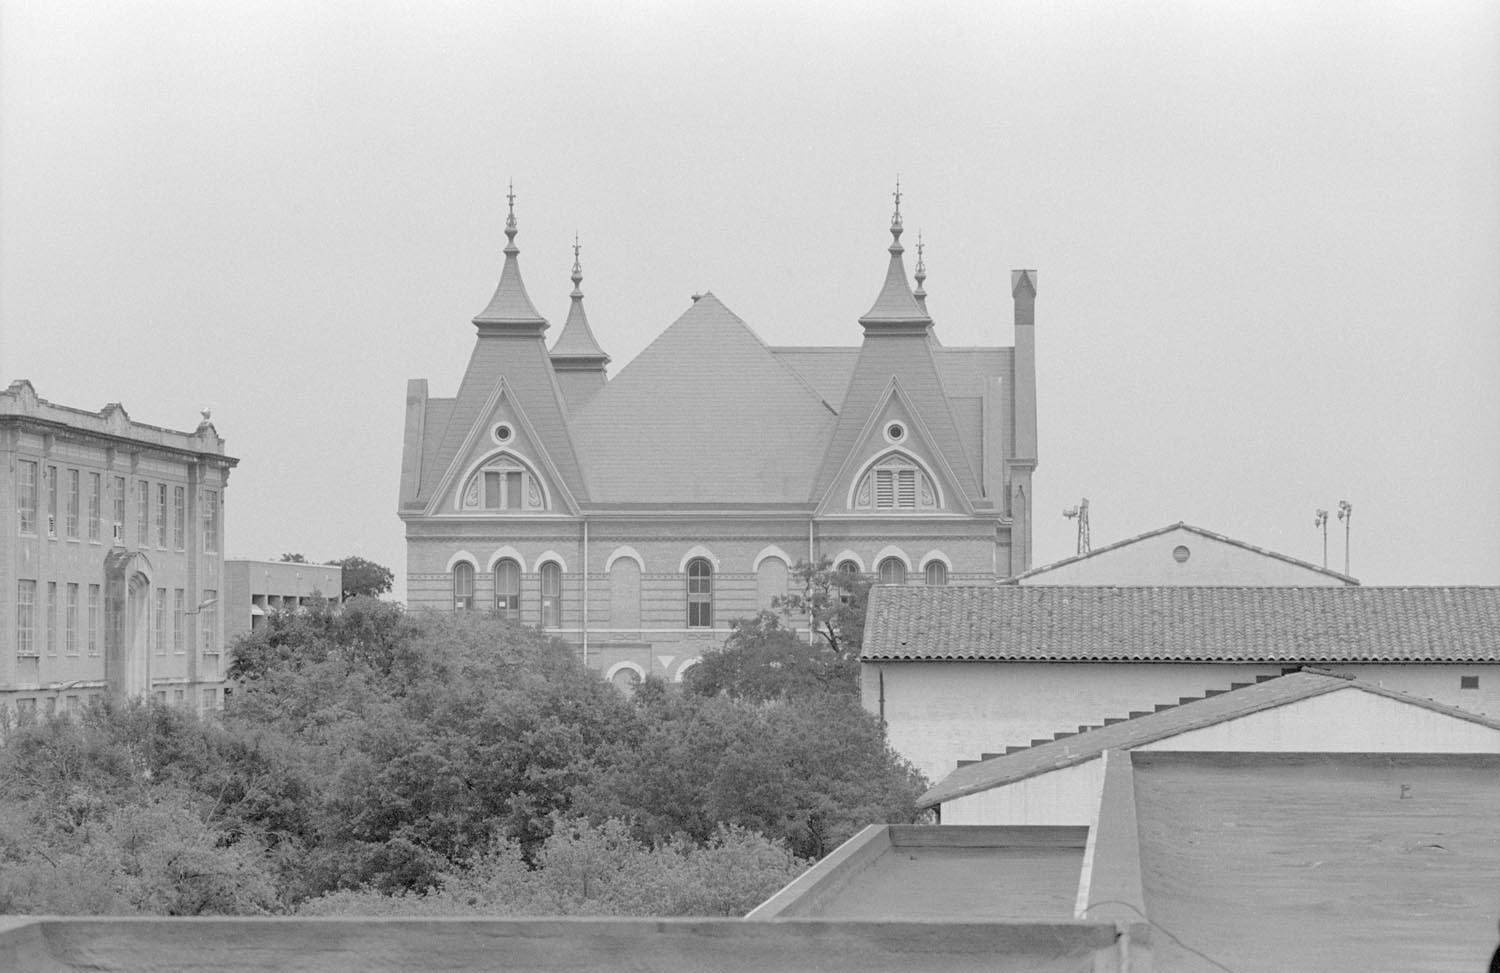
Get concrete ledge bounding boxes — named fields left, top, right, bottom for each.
left=746, top=823, right=892, bottom=919
left=1075, top=749, right=1152, bottom=973
left=0, top=916, right=1129, bottom=973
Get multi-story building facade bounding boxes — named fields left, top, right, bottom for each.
left=400, top=190, right=1039, bottom=687
left=0, top=380, right=237, bottom=714
left=223, top=557, right=342, bottom=643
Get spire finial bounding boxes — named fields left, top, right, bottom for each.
left=570, top=233, right=583, bottom=297
left=887, top=176, right=905, bottom=255
left=504, top=180, right=518, bottom=247
left=914, top=231, right=926, bottom=284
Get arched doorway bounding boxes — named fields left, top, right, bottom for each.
left=104, top=550, right=153, bottom=699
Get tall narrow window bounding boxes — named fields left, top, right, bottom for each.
left=837, top=559, right=861, bottom=575
left=203, top=490, right=219, bottom=552
left=46, top=466, right=58, bottom=535
left=173, top=589, right=185, bottom=652
left=17, top=581, right=36, bottom=655
left=453, top=563, right=475, bottom=611
left=87, top=584, right=100, bottom=655
left=173, top=487, right=185, bottom=549
left=66, top=470, right=80, bottom=537
left=493, top=559, right=521, bottom=617
left=686, top=558, right=713, bottom=628
left=18, top=461, right=38, bottom=533
left=65, top=584, right=79, bottom=654
left=877, top=557, right=907, bottom=585
left=155, top=588, right=167, bottom=655
left=924, top=561, right=949, bottom=586
left=201, top=589, right=217, bottom=652
left=137, top=479, right=150, bottom=545
left=88, top=473, right=101, bottom=541
left=111, top=476, right=126, bottom=544
left=156, top=484, right=168, bottom=547
left=46, top=582, right=57, bottom=654
left=539, top=562, right=561, bottom=628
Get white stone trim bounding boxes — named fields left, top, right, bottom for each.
left=829, top=550, right=866, bottom=572
left=919, top=550, right=954, bottom=571
left=674, top=658, right=701, bottom=683
left=604, top=546, right=646, bottom=572
left=445, top=550, right=479, bottom=572
left=751, top=545, right=793, bottom=573
left=485, top=546, right=527, bottom=572
left=678, top=545, right=721, bottom=573
left=872, top=546, right=913, bottom=571
left=605, top=660, right=646, bottom=684
left=532, top=550, right=567, bottom=573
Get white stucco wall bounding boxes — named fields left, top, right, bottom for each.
left=941, top=759, right=1104, bottom=826
left=866, top=661, right=1500, bottom=784
left=1017, top=527, right=1349, bottom=586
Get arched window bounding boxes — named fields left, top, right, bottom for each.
left=877, top=557, right=907, bottom=585
left=539, top=562, right=562, bottom=628
left=924, top=561, right=949, bottom=586
left=460, top=454, right=546, bottom=511
left=853, top=453, right=939, bottom=512
left=453, top=562, right=475, bottom=611
left=837, top=559, right=861, bottom=576
left=686, top=558, right=713, bottom=628
left=493, top=558, right=521, bottom=617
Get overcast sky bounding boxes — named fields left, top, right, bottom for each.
left=3, top=1, right=1497, bottom=599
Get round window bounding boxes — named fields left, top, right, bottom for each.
left=884, top=422, right=906, bottom=443
left=1172, top=545, right=1191, bottom=564
left=493, top=423, right=513, bottom=444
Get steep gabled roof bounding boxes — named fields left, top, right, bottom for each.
left=918, top=670, right=1500, bottom=808
left=863, top=585, right=1500, bottom=663
left=568, top=293, right=836, bottom=505
left=1010, top=522, right=1359, bottom=585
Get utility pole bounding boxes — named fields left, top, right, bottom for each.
left=1337, top=500, right=1353, bottom=575
left=1314, top=509, right=1329, bottom=568
left=1063, top=499, right=1091, bottom=555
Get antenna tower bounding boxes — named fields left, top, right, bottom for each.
left=1063, top=498, right=1091, bottom=555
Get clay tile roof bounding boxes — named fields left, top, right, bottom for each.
left=918, top=670, right=1500, bottom=808
left=863, top=585, right=1500, bottom=663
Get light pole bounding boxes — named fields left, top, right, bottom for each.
left=1337, top=500, right=1353, bottom=575
left=1314, top=509, right=1329, bottom=568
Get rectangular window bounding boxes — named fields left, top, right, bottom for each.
left=136, top=479, right=150, bottom=545
left=17, top=580, right=36, bottom=655
left=201, top=589, right=217, bottom=652
left=111, top=476, right=126, bottom=544
left=88, top=584, right=101, bottom=655
left=505, top=471, right=522, bottom=507
left=202, top=687, right=217, bottom=712
left=46, top=465, right=58, bottom=534
left=46, top=581, right=57, bottom=654
left=484, top=471, right=501, bottom=510
left=173, top=689, right=185, bottom=706
left=1461, top=675, right=1480, bottom=690
left=173, top=486, right=185, bottom=549
left=155, top=588, right=167, bottom=655
left=88, top=473, right=101, bottom=541
left=66, top=469, right=80, bottom=537
left=65, top=583, right=79, bottom=655
left=18, top=460, right=38, bottom=533
left=203, top=491, right=219, bottom=552
left=174, top=589, right=185, bottom=653
left=156, top=484, right=168, bottom=547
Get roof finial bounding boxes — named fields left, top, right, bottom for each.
left=570, top=233, right=583, bottom=297
left=891, top=175, right=903, bottom=232
left=504, top=180, right=518, bottom=249
left=913, top=231, right=928, bottom=311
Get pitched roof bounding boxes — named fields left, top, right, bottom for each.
left=863, top=585, right=1500, bottom=663
left=550, top=247, right=609, bottom=364
left=919, top=670, right=1500, bottom=807
left=567, top=293, right=837, bottom=505
left=1010, top=522, right=1359, bottom=585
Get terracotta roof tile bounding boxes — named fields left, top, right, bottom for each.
left=864, top=585, right=1500, bottom=663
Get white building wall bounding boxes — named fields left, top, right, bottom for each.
left=942, top=759, right=1103, bottom=826
left=1017, top=527, right=1349, bottom=586
left=867, top=661, right=1500, bottom=784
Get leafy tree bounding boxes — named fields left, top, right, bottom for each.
left=684, top=612, right=857, bottom=701
left=772, top=559, right=870, bottom=660
left=279, top=553, right=307, bottom=563
left=327, top=555, right=395, bottom=600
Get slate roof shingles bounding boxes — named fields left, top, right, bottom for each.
left=863, top=585, right=1500, bottom=663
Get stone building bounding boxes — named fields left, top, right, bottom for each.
left=400, top=188, right=1039, bottom=684
left=0, top=381, right=237, bottom=714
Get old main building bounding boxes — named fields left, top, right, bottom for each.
left=400, top=190, right=1038, bottom=686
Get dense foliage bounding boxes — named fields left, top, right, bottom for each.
left=0, top=598, right=926, bottom=916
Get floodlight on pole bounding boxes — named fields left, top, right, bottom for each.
left=1337, top=500, right=1352, bottom=575
left=1314, top=509, right=1329, bottom=568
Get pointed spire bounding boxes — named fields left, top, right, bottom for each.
left=551, top=233, right=610, bottom=365
left=473, top=181, right=548, bottom=331
left=859, top=178, right=932, bottom=331
left=913, top=231, right=928, bottom=314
